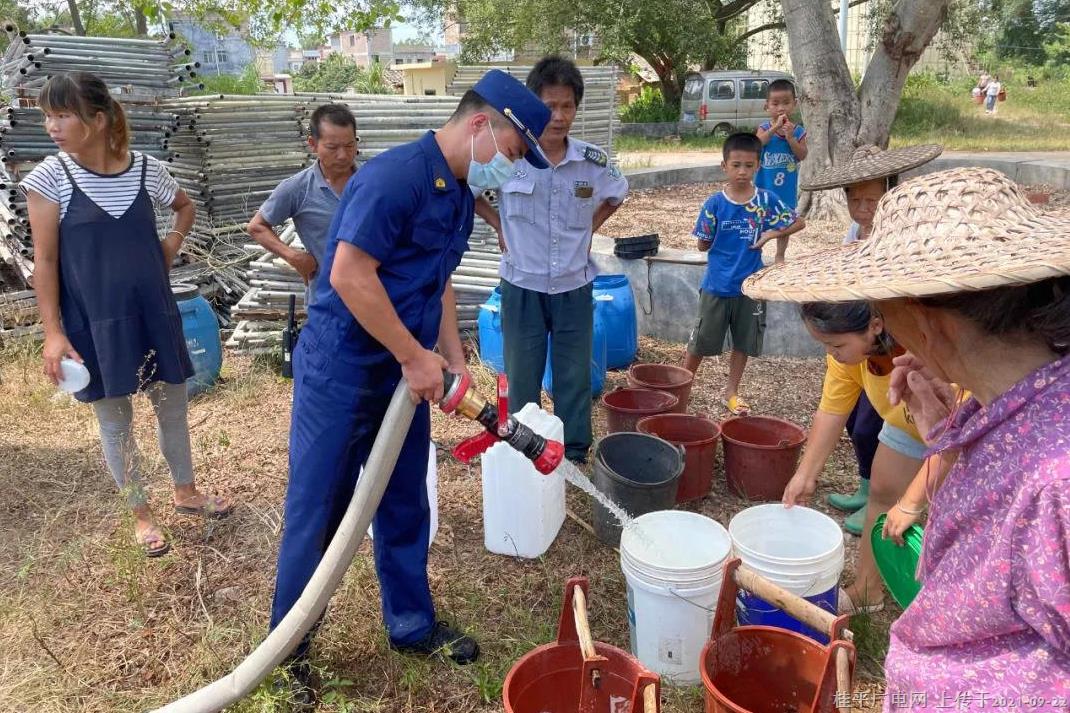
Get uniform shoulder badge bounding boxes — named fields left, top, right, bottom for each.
left=608, top=164, right=623, bottom=179
left=583, top=146, right=607, bottom=167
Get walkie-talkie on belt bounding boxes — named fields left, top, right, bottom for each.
left=281, top=293, right=298, bottom=379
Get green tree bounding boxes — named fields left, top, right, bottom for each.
left=292, top=54, right=391, bottom=94
left=412, top=0, right=774, bottom=106
left=9, top=0, right=405, bottom=44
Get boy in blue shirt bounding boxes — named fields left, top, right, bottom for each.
left=756, top=78, right=807, bottom=264
left=683, top=133, right=804, bottom=415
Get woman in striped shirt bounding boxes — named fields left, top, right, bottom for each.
left=22, top=72, right=232, bottom=557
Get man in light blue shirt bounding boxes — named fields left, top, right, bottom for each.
left=247, top=103, right=359, bottom=305
left=477, top=56, right=628, bottom=462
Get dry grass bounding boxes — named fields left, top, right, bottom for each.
left=0, top=332, right=895, bottom=713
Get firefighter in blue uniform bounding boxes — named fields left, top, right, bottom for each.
left=270, top=70, right=550, bottom=704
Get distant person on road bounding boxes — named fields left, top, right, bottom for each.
left=755, top=78, right=807, bottom=263
left=248, top=103, right=359, bottom=307
left=985, top=75, right=1003, bottom=114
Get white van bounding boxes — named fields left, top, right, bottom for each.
left=679, top=70, right=795, bottom=136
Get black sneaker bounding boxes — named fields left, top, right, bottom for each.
left=273, top=658, right=317, bottom=712
left=390, top=621, right=480, bottom=665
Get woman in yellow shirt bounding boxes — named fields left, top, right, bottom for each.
left=783, top=301, right=938, bottom=614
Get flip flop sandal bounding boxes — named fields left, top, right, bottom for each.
left=726, top=395, right=751, bottom=416
left=837, top=587, right=885, bottom=615
left=175, top=495, right=234, bottom=520
left=137, top=527, right=171, bottom=558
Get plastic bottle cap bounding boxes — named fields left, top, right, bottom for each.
left=57, top=358, right=91, bottom=394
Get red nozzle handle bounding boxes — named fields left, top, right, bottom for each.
left=451, top=431, right=501, bottom=464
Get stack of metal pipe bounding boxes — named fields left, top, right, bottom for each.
left=0, top=288, right=40, bottom=344
left=161, top=94, right=314, bottom=308
left=1, top=25, right=201, bottom=98
left=225, top=221, right=307, bottom=354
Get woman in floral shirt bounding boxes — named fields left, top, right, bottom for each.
left=744, top=167, right=1069, bottom=705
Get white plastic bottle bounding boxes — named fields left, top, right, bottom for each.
left=480, top=403, right=565, bottom=558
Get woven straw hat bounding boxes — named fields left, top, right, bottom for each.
left=743, top=167, right=1070, bottom=302
left=800, top=144, right=943, bottom=191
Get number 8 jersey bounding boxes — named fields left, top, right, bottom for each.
left=755, top=121, right=807, bottom=210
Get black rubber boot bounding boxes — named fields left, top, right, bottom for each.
left=273, top=657, right=317, bottom=712
left=390, top=621, right=480, bottom=665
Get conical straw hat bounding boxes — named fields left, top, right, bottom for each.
left=800, top=144, right=943, bottom=191
left=743, top=167, right=1070, bottom=302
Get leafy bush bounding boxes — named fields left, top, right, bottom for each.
left=293, top=54, right=392, bottom=94
left=192, top=65, right=262, bottom=96
left=619, top=86, right=679, bottom=124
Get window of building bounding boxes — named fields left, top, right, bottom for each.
left=424, top=89, right=437, bottom=95
left=709, top=80, right=735, bottom=100
left=372, top=54, right=380, bottom=63
left=202, top=51, right=213, bottom=63
left=216, top=49, right=229, bottom=64
left=350, top=35, right=356, bottom=47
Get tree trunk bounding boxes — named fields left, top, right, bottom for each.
left=780, top=0, right=950, bottom=218
left=66, top=0, right=86, bottom=36
left=857, top=2, right=949, bottom=145
left=779, top=0, right=858, bottom=220
left=135, top=8, right=149, bottom=36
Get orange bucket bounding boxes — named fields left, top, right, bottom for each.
left=504, top=577, right=659, bottom=713
left=701, top=559, right=856, bottom=713
left=720, top=416, right=806, bottom=501
left=637, top=413, right=721, bottom=502
left=627, top=363, right=694, bottom=413
left=601, top=388, right=679, bottom=433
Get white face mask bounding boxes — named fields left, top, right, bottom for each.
left=467, top=124, right=515, bottom=190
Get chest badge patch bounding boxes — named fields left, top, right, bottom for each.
left=574, top=185, right=594, bottom=198
left=434, top=177, right=447, bottom=190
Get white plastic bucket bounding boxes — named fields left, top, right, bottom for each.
left=481, top=403, right=565, bottom=558
left=367, top=442, right=438, bottom=549
left=728, top=504, right=845, bottom=641
left=620, top=510, right=732, bottom=684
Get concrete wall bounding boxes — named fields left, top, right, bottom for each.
left=618, top=122, right=680, bottom=139
left=590, top=236, right=824, bottom=358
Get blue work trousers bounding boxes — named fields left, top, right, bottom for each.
left=270, top=337, right=434, bottom=654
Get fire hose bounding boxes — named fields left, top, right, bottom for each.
left=153, top=371, right=562, bottom=713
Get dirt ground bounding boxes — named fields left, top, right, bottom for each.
left=600, top=181, right=1070, bottom=261
left=0, top=332, right=894, bottom=712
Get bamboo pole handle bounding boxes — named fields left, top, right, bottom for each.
left=572, top=586, right=597, bottom=661
left=735, top=565, right=836, bottom=635
left=643, top=682, right=658, bottom=712
left=836, top=648, right=852, bottom=708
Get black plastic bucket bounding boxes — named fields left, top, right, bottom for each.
left=591, top=432, right=684, bottom=547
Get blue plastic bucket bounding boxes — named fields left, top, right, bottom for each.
left=477, top=286, right=505, bottom=372
left=728, top=504, right=844, bottom=643
left=593, top=274, right=638, bottom=369
left=173, top=283, right=222, bottom=398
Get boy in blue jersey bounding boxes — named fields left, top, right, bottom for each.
left=756, top=78, right=807, bottom=264
left=682, top=133, right=804, bottom=415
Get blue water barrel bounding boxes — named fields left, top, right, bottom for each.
left=593, top=274, right=638, bottom=369
left=173, top=283, right=222, bottom=397
left=477, top=286, right=505, bottom=373
left=542, top=308, right=608, bottom=397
